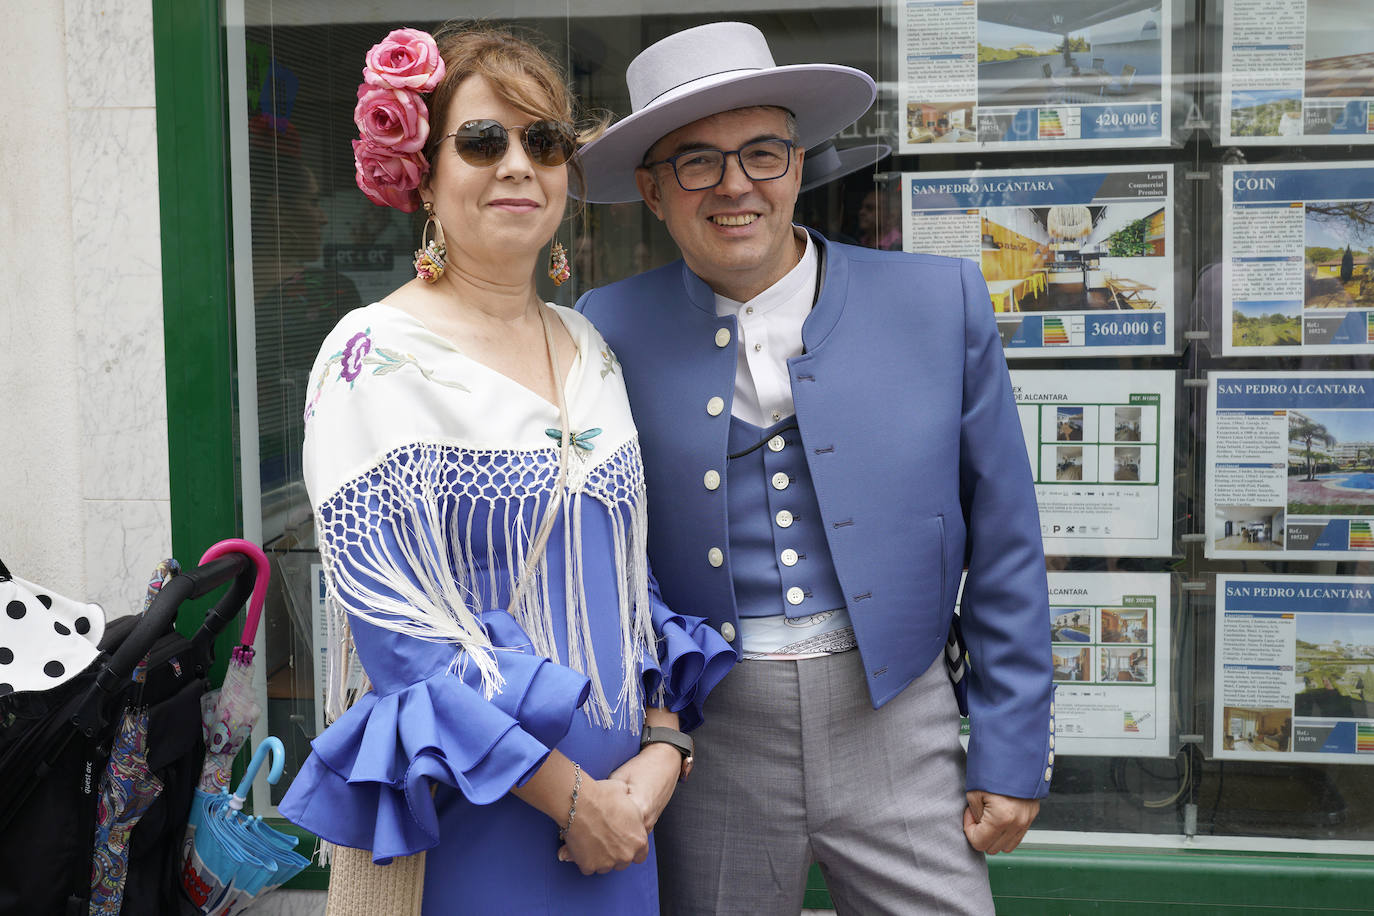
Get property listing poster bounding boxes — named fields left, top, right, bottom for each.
left=1011, top=369, right=1176, bottom=556
left=904, top=165, right=1174, bottom=356
left=1207, top=372, right=1374, bottom=561
left=1223, top=162, right=1374, bottom=355
left=1048, top=572, right=1172, bottom=757
left=897, top=0, right=1170, bottom=153
left=1221, top=0, right=1374, bottom=146
left=1215, top=575, right=1374, bottom=764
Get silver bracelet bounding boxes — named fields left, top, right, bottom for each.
left=558, top=762, right=582, bottom=841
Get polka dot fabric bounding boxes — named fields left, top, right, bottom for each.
left=0, top=575, right=105, bottom=695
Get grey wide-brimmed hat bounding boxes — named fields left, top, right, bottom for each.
left=578, top=22, right=876, bottom=204
left=799, top=139, right=892, bottom=192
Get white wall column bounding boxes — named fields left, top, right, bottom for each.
left=0, top=0, right=171, bottom=616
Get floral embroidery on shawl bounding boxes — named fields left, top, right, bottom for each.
left=600, top=346, right=620, bottom=379
left=303, top=327, right=469, bottom=422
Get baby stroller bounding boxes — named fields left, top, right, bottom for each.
left=0, top=544, right=266, bottom=915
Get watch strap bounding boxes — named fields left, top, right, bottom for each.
left=640, top=725, right=693, bottom=759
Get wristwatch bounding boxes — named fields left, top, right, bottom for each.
left=640, top=725, right=695, bottom=782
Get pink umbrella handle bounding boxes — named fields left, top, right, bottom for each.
left=199, top=539, right=270, bottom=647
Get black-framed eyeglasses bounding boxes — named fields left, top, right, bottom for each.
left=644, top=138, right=796, bottom=191
left=443, top=119, right=576, bottom=168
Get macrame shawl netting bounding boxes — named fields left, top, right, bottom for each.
left=303, top=302, right=658, bottom=729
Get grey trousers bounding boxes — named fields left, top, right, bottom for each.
left=656, top=650, right=994, bottom=916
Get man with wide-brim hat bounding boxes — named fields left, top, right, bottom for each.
left=576, top=22, right=1052, bottom=915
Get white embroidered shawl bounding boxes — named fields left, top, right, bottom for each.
left=302, top=303, right=654, bottom=727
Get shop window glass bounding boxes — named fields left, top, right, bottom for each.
left=226, top=0, right=1374, bottom=852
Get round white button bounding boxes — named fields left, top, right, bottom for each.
left=753, top=342, right=763, bottom=352
left=707, top=547, right=724, bottom=567
left=720, top=621, right=736, bottom=642
left=786, top=587, right=805, bottom=605
left=771, top=410, right=782, bottom=422
left=771, top=472, right=789, bottom=490
left=1048, top=734, right=1055, bottom=749
left=767, top=435, right=786, bottom=452
left=745, top=306, right=754, bottom=315
left=714, top=327, right=731, bottom=348
left=704, top=469, right=721, bottom=491
left=1048, top=751, right=1055, bottom=765
left=776, top=510, right=794, bottom=528
left=780, top=548, right=799, bottom=567
left=706, top=396, right=725, bottom=417
left=1044, top=766, right=1052, bottom=781
left=1049, top=702, right=1055, bottom=716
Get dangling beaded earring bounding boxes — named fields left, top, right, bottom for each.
left=414, top=202, right=447, bottom=283
left=547, top=239, right=571, bottom=286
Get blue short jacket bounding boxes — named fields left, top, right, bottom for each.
left=578, top=231, right=1054, bottom=799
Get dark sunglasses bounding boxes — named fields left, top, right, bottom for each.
left=443, top=119, right=576, bottom=168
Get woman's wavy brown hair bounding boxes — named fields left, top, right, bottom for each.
left=422, top=21, right=606, bottom=203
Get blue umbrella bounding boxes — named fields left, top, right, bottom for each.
left=181, top=737, right=308, bottom=914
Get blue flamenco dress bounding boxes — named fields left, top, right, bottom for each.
left=279, top=304, right=735, bottom=914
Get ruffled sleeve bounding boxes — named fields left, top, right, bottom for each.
left=279, top=611, right=589, bottom=862
left=639, top=566, right=736, bottom=733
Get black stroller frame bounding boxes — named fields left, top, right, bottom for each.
left=0, top=550, right=260, bottom=916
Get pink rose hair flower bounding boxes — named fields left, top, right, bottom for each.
left=352, top=27, right=443, bottom=211
left=363, top=28, right=445, bottom=92
left=352, top=138, right=427, bottom=212
left=354, top=84, right=429, bottom=153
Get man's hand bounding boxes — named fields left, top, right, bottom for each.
left=963, top=791, right=1038, bottom=854
left=608, top=742, right=681, bottom=832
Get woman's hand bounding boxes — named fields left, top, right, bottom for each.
left=608, top=742, right=681, bottom=832
left=557, top=777, right=649, bottom=875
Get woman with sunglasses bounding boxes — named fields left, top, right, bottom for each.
left=280, top=23, right=734, bottom=914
